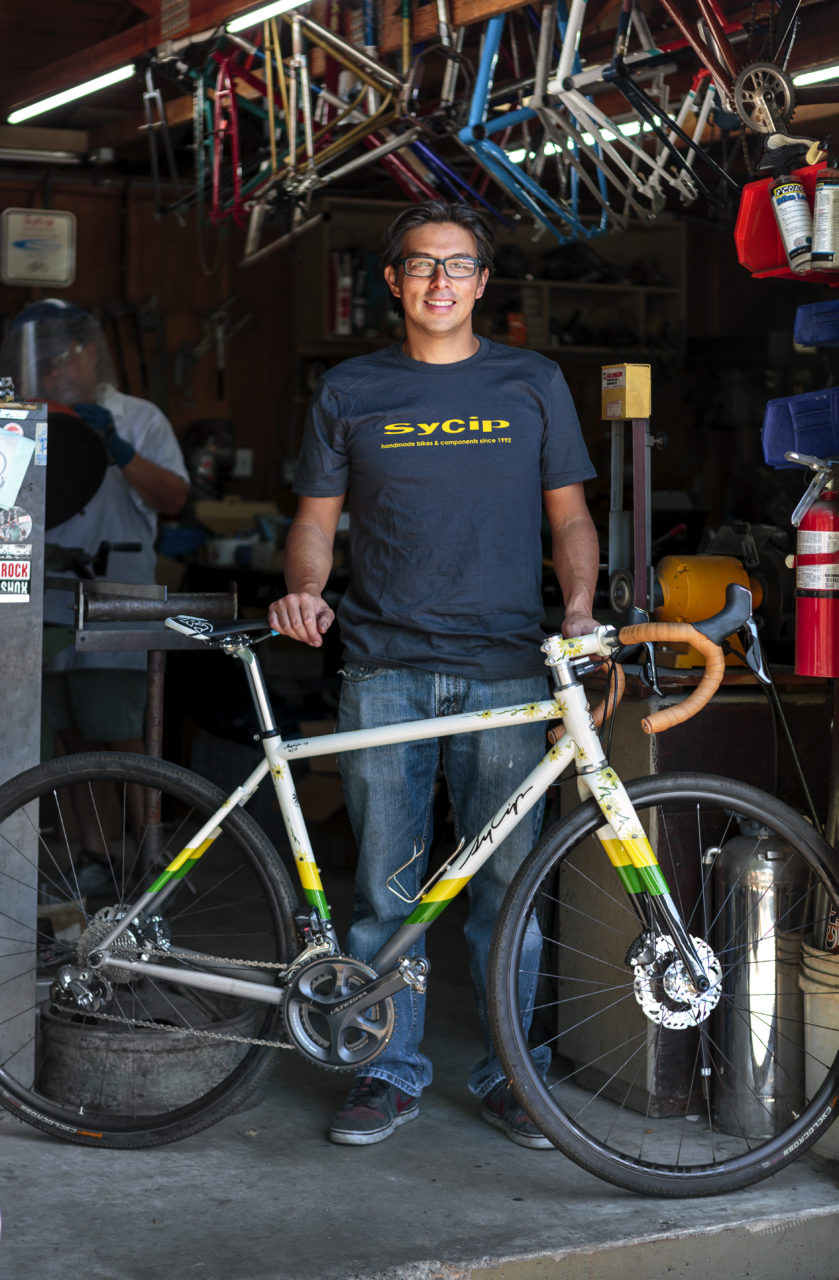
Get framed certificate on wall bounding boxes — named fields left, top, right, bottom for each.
left=1, top=208, right=76, bottom=287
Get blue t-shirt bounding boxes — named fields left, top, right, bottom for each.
left=293, top=338, right=596, bottom=678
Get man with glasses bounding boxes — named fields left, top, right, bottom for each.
left=269, top=200, right=598, bottom=1148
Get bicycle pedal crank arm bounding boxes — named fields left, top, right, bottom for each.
left=319, top=955, right=431, bottom=1022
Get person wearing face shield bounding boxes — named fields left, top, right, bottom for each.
left=0, top=300, right=189, bottom=879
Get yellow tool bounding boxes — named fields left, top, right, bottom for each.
left=654, top=554, right=764, bottom=667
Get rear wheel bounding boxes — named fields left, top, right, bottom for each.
left=490, top=773, right=839, bottom=1196
left=0, top=752, right=299, bottom=1147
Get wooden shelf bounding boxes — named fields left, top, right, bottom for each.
left=291, top=196, right=687, bottom=359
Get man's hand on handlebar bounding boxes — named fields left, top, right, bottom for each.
left=267, top=592, right=335, bottom=648
left=561, top=610, right=600, bottom=639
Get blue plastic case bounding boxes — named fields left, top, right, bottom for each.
left=794, top=300, right=839, bottom=348
left=762, top=386, right=839, bottom=467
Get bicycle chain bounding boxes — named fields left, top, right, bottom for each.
left=71, top=931, right=349, bottom=1049
left=85, top=1005, right=294, bottom=1050
left=151, top=946, right=289, bottom=970
left=76, top=944, right=300, bottom=1049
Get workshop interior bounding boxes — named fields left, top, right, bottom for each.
left=4, top=0, right=839, bottom=1259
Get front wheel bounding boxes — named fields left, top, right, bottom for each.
left=489, top=773, right=839, bottom=1197
left=0, top=752, right=300, bottom=1148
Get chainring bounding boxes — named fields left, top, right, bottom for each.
left=733, top=61, right=796, bottom=133
left=633, top=934, right=722, bottom=1029
left=283, top=955, right=395, bottom=1070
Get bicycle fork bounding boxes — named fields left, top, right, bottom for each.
left=582, top=768, right=713, bottom=994
left=548, top=662, right=715, bottom=998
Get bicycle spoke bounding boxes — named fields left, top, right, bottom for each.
left=491, top=774, right=839, bottom=1196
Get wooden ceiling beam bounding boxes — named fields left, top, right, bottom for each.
left=3, top=0, right=280, bottom=118
left=3, top=0, right=531, bottom=112
left=6, top=0, right=837, bottom=138
left=0, top=124, right=89, bottom=153
left=377, top=0, right=542, bottom=54
left=86, top=95, right=195, bottom=154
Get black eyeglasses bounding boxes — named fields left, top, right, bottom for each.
left=397, top=255, right=483, bottom=278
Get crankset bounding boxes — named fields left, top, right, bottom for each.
left=282, top=953, right=429, bottom=1070
left=733, top=61, right=796, bottom=133
left=630, top=932, right=722, bottom=1029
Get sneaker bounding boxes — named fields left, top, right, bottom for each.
left=328, top=1075, right=419, bottom=1146
left=480, top=1081, right=552, bottom=1150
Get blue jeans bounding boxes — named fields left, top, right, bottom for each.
left=337, top=663, right=552, bottom=1099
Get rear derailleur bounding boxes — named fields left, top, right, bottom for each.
left=49, top=905, right=169, bottom=1015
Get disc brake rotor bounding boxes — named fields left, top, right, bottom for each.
left=633, top=934, right=722, bottom=1029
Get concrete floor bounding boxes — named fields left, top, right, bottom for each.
left=2, top=872, right=839, bottom=1280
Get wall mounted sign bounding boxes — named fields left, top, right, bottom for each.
left=1, top=208, right=76, bottom=287
left=0, top=427, right=36, bottom=509
left=0, top=544, right=31, bottom=601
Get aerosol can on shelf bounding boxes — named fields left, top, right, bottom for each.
left=812, top=166, right=839, bottom=269
left=770, top=172, right=813, bottom=273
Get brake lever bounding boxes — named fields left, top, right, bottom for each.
left=736, top=617, right=771, bottom=685
left=624, top=606, right=662, bottom=696
left=641, top=643, right=662, bottom=696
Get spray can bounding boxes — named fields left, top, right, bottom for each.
left=812, top=167, right=839, bottom=269
left=770, top=173, right=813, bottom=273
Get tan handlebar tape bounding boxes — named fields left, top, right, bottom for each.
left=617, top=623, right=725, bottom=734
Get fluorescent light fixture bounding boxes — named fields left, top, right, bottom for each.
left=507, top=119, right=655, bottom=164
left=226, top=0, right=304, bottom=33
left=7, top=65, right=135, bottom=125
left=793, top=62, right=839, bottom=86
left=0, top=147, right=81, bottom=165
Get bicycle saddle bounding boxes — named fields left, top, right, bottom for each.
left=165, top=614, right=273, bottom=644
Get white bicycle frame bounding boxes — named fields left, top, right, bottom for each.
left=86, top=623, right=705, bottom=1007
left=539, top=0, right=701, bottom=210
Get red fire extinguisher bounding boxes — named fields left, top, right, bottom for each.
left=790, top=457, right=839, bottom=677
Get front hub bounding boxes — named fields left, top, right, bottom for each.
left=633, top=934, right=722, bottom=1029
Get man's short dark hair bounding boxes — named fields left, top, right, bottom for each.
left=382, top=201, right=494, bottom=317
left=383, top=200, right=494, bottom=271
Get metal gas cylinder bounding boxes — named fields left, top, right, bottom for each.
left=711, top=818, right=808, bottom=1138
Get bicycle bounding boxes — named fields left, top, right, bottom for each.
left=1, top=587, right=838, bottom=1198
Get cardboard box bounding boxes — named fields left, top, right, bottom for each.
left=38, top=900, right=85, bottom=939
left=601, top=364, right=651, bottom=420
left=194, top=497, right=279, bottom=536
left=250, top=543, right=285, bottom=573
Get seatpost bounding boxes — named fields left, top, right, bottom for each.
left=231, top=644, right=279, bottom=737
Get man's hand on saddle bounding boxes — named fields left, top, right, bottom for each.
left=268, top=592, right=335, bottom=648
